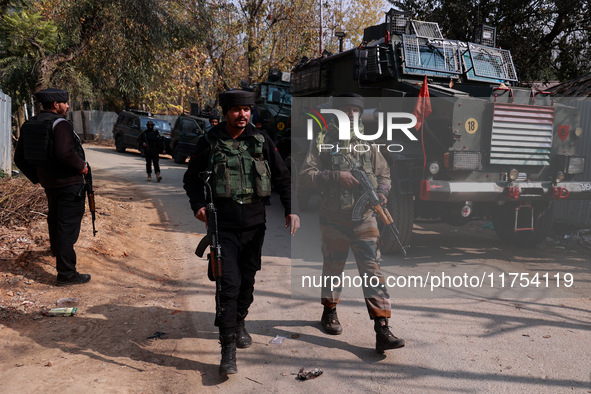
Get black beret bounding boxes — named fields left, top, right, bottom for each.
left=333, top=93, right=364, bottom=114
left=219, top=90, right=255, bottom=108
left=34, top=88, right=69, bottom=103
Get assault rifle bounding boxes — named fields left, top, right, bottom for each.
left=344, top=156, right=408, bottom=256
left=195, top=171, right=223, bottom=318
left=84, top=164, right=97, bottom=236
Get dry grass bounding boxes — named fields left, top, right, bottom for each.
left=0, top=177, right=47, bottom=227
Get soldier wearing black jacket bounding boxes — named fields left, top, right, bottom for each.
left=14, top=88, right=91, bottom=286
left=183, top=90, right=300, bottom=375
left=138, top=120, right=164, bottom=182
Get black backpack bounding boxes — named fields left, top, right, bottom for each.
left=20, top=114, right=62, bottom=162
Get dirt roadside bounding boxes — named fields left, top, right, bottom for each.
left=3, top=145, right=591, bottom=393
left=0, top=171, right=206, bottom=393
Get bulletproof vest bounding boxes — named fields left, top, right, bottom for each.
left=20, top=113, right=62, bottom=162
left=206, top=133, right=271, bottom=203
left=318, top=134, right=378, bottom=211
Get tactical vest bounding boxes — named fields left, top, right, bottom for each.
left=20, top=113, right=63, bottom=162
left=318, top=135, right=379, bottom=211
left=206, top=133, right=272, bottom=203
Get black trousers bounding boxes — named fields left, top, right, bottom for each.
left=45, top=184, right=86, bottom=278
left=145, top=151, right=160, bottom=174
left=215, top=224, right=266, bottom=334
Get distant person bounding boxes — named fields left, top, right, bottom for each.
left=209, top=115, right=219, bottom=128
left=14, top=88, right=91, bottom=286
left=138, top=120, right=164, bottom=182
left=183, top=89, right=299, bottom=375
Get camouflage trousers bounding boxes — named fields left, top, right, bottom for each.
left=319, top=212, right=391, bottom=319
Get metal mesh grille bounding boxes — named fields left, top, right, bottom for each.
left=387, top=13, right=410, bottom=34
left=411, top=20, right=443, bottom=39
left=366, top=47, right=381, bottom=76
left=452, top=151, right=483, bottom=170
left=474, top=25, right=496, bottom=47
left=402, top=35, right=462, bottom=74
left=291, top=64, right=322, bottom=95
left=490, top=103, right=555, bottom=166
left=467, top=43, right=518, bottom=81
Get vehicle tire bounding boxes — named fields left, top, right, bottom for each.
left=115, top=136, right=126, bottom=153
left=172, top=145, right=186, bottom=164
left=492, top=202, right=554, bottom=247
left=379, top=187, right=414, bottom=255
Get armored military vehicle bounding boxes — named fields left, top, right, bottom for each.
left=291, top=9, right=590, bottom=253
left=253, top=68, right=292, bottom=143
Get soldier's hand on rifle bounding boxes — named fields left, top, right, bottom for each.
left=378, top=192, right=387, bottom=206
left=196, top=207, right=208, bottom=225
left=80, top=162, right=89, bottom=175
left=285, top=214, right=300, bottom=236
left=337, top=171, right=359, bottom=189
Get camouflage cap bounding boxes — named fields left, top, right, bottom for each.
left=219, top=90, right=255, bottom=108
left=34, top=88, right=69, bottom=103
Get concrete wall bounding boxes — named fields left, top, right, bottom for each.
left=0, top=90, right=11, bottom=176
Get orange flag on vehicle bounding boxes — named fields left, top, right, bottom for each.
left=413, top=75, right=432, bottom=130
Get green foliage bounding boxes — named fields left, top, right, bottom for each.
left=0, top=9, right=59, bottom=104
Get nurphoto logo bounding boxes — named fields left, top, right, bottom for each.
left=305, top=108, right=418, bottom=153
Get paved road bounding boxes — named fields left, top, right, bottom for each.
left=86, top=145, right=591, bottom=393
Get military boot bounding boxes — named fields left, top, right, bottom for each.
left=156, top=172, right=162, bottom=182
left=235, top=319, right=252, bottom=348
left=374, top=317, right=405, bottom=353
left=321, top=306, right=342, bottom=335
left=147, top=173, right=152, bottom=181
left=219, top=334, right=238, bottom=375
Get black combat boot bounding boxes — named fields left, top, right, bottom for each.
left=374, top=317, right=405, bottom=353
left=235, top=319, right=252, bottom=348
left=219, top=334, right=238, bottom=375
left=321, top=306, right=342, bottom=335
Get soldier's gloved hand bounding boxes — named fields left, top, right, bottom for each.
left=337, top=171, right=359, bottom=189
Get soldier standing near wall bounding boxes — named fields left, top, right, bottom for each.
left=14, top=88, right=92, bottom=286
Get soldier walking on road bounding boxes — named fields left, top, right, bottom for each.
left=184, top=90, right=300, bottom=375
left=138, top=120, right=164, bottom=182
left=14, top=88, right=92, bottom=286
left=299, top=93, right=405, bottom=353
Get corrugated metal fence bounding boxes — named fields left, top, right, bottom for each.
left=554, top=98, right=591, bottom=227
left=0, top=90, right=12, bottom=176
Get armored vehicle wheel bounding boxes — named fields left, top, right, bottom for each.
left=115, top=136, right=126, bottom=152
left=492, top=202, right=554, bottom=247
left=380, top=188, right=414, bottom=255
left=172, top=145, right=186, bottom=164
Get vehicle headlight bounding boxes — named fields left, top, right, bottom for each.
left=508, top=168, right=519, bottom=181
left=428, top=162, right=440, bottom=175
left=555, top=171, right=565, bottom=183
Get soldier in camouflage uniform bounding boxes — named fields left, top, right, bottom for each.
left=299, top=93, right=405, bottom=353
